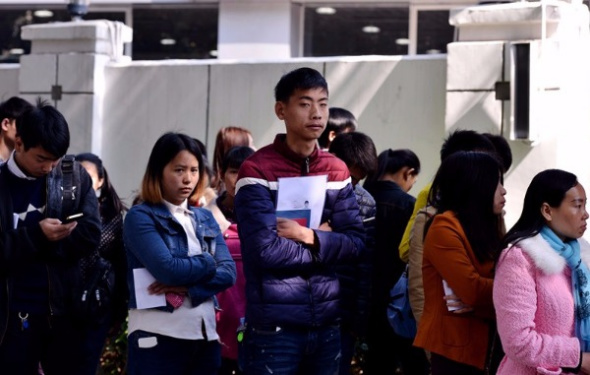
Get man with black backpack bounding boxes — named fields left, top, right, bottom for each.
left=0, top=99, right=101, bottom=374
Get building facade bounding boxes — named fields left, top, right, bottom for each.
left=0, top=0, right=493, bottom=62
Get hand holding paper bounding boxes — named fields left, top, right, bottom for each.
left=277, top=217, right=315, bottom=246
left=133, top=268, right=166, bottom=309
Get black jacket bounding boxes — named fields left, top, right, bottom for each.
left=334, top=184, right=375, bottom=336
left=0, top=159, right=101, bottom=343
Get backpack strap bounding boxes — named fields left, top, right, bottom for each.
left=61, top=154, right=80, bottom=218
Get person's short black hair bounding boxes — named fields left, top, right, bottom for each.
left=377, top=148, right=421, bottom=177
left=274, top=67, right=328, bottom=103
left=318, top=107, right=358, bottom=149
left=483, top=133, right=512, bottom=173
left=440, top=129, right=495, bottom=162
left=16, top=98, right=69, bottom=158
left=328, top=131, right=377, bottom=176
left=221, top=146, right=255, bottom=174
left=0, top=96, right=33, bottom=122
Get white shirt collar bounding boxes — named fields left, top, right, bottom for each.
left=163, top=199, right=194, bottom=216
left=7, top=151, right=36, bottom=180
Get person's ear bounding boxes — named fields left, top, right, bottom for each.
left=14, top=136, right=24, bottom=152
left=540, top=202, right=553, bottom=222
left=1, top=118, right=11, bottom=131
left=404, top=168, right=416, bottom=181
left=328, top=130, right=337, bottom=143
left=275, top=102, right=285, bottom=120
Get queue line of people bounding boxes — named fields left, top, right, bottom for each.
left=2, top=64, right=590, bottom=375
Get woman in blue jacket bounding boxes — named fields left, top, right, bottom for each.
left=124, top=132, right=236, bottom=375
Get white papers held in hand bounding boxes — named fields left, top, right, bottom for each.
left=442, top=279, right=460, bottom=312
left=133, top=268, right=166, bottom=309
left=276, top=175, right=327, bottom=229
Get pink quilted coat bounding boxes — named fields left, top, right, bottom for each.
left=493, top=234, right=590, bottom=374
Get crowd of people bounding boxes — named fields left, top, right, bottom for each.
left=0, top=65, right=588, bottom=375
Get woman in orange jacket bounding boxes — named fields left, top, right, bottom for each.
left=414, top=151, right=506, bottom=375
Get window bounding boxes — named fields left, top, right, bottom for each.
left=417, top=10, right=454, bottom=54
left=131, top=6, right=218, bottom=60
left=0, top=5, right=219, bottom=63
left=304, top=5, right=409, bottom=57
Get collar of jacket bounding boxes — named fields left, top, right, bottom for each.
left=147, top=201, right=218, bottom=239
left=149, top=201, right=194, bottom=220
left=273, top=134, right=319, bottom=166
left=516, top=234, right=590, bottom=275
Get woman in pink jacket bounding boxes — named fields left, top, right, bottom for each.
left=494, top=169, right=590, bottom=374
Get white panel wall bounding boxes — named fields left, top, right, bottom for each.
left=95, top=57, right=446, bottom=204
left=0, top=65, right=19, bottom=101
left=325, top=56, right=447, bottom=196
left=102, top=61, right=210, bottom=201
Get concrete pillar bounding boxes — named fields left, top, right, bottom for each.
left=218, top=0, right=301, bottom=59
left=446, top=0, right=590, bottom=228
left=19, top=20, right=132, bottom=155
left=446, top=0, right=590, bottom=142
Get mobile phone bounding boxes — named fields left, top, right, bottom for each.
left=63, top=213, right=84, bottom=223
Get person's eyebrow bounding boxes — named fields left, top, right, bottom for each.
left=297, top=95, right=328, bottom=102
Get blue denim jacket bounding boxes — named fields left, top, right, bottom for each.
left=124, top=202, right=236, bottom=311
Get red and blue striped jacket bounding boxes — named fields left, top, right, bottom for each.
left=234, top=134, right=365, bottom=329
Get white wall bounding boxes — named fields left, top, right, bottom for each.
left=0, top=65, right=19, bottom=101
left=98, top=56, right=447, bottom=205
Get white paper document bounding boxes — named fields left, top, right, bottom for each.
left=133, top=268, right=166, bottom=309
left=276, top=175, right=327, bottom=229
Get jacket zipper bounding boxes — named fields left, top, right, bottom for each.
left=302, top=157, right=309, bottom=176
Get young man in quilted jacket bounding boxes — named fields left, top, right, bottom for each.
left=234, top=67, right=366, bottom=375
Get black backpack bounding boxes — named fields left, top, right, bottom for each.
left=61, top=155, right=115, bottom=327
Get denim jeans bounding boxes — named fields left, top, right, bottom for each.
left=241, top=324, right=341, bottom=375
left=76, top=311, right=113, bottom=375
left=338, top=329, right=355, bottom=375
left=127, top=330, right=221, bottom=375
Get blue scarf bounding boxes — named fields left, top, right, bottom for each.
left=540, top=226, right=590, bottom=351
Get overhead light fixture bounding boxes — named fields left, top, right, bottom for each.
left=209, top=50, right=218, bottom=57
left=316, top=7, right=336, bottom=15
left=9, top=48, right=25, bottom=55
left=362, top=25, right=380, bottom=34
left=67, top=0, right=90, bottom=21
left=160, top=38, right=176, bottom=46
left=34, top=10, right=54, bottom=18
left=395, top=38, right=410, bottom=45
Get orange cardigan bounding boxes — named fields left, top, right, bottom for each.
left=413, top=211, right=495, bottom=370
